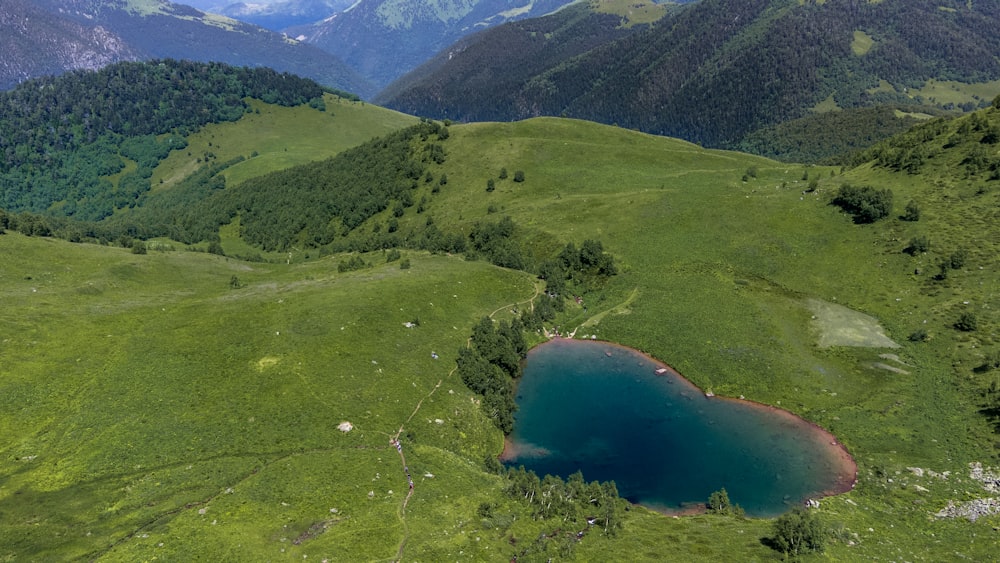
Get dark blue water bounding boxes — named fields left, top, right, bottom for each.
left=503, top=339, right=855, bottom=516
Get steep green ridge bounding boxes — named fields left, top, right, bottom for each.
left=380, top=0, right=1000, bottom=161
left=3, top=100, right=1000, bottom=559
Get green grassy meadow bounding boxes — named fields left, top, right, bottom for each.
left=153, top=95, right=418, bottom=189
left=2, top=111, right=999, bottom=560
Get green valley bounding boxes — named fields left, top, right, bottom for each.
left=2, top=62, right=1000, bottom=561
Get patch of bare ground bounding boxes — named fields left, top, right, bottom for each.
left=807, top=298, right=899, bottom=348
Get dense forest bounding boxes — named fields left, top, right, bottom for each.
left=381, top=0, right=1000, bottom=161
left=0, top=60, right=336, bottom=221
left=736, top=106, right=930, bottom=163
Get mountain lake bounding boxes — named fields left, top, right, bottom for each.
left=501, top=338, right=857, bottom=516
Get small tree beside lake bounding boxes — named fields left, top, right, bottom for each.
left=707, top=488, right=744, bottom=517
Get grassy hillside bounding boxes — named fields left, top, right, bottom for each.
left=154, top=95, right=418, bottom=188
left=3, top=108, right=1000, bottom=560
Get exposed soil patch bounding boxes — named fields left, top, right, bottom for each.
left=807, top=298, right=899, bottom=348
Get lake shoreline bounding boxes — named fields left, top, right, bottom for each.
left=500, top=337, right=858, bottom=515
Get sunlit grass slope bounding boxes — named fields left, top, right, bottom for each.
left=153, top=94, right=418, bottom=189
left=0, top=235, right=532, bottom=560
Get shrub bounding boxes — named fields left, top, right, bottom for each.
left=207, top=241, right=225, bottom=256
left=486, top=179, right=495, bottom=192
left=338, top=255, right=367, bottom=273
left=513, top=170, right=525, bottom=182
left=949, top=249, right=967, bottom=270
left=499, top=168, right=508, bottom=180
left=955, top=312, right=978, bottom=332
left=902, top=200, right=921, bottom=221
left=904, top=235, right=930, bottom=255
left=934, top=260, right=950, bottom=281
left=770, top=508, right=825, bottom=556
left=707, top=488, right=742, bottom=516
left=131, top=241, right=147, bottom=255
left=980, top=350, right=1000, bottom=372
left=908, top=328, right=929, bottom=342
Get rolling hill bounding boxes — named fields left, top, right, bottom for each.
left=0, top=0, right=373, bottom=96
left=379, top=0, right=1000, bottom=161
left=1, top=63, right=1000, bottom=559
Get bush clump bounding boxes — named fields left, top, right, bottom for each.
left=832, top=183, right=893, bottom=223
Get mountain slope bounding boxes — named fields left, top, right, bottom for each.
left=287, top=0, right=582, bottom=90
left=375, top=0, right=660, bottom=111
left=0, top=0, right=140, bottom=89
left=380, top=0, right=1000, bottom=157
left=214, top=0, right=354, bottom=30
left=0, top=0, right=373, bottom=96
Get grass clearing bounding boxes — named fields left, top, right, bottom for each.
left=807, top=298, right=900, bottom=348
left=851, top=30, right=875, bottom=56
left=153, top=95, right=417, bottom=189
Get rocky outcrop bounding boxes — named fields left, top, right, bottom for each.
left=0, top=0, right=138, bottom=89
left=934, top=463, right=1000, bottom=522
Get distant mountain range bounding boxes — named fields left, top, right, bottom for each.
left=285, top=0, right=583, bottom=90
left=0, top=0, right=373, bottom=96
left=188, top=0, right=355, bottom=30
left=379, top=0, right=1000, bottom=158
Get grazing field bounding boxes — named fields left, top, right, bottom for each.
left=2, top=112, right=999, bottom=560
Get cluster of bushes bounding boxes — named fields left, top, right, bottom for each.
left=831, top=183, right=893, bottom=223
left=456, top=317, right=527, bottom=433
left=469, top=216, right=525, bottom=270
left=471, top=465, right=625, bottom=559
left=505, top=468, right=623, bottom=531
left=337, top=255, right=369, bottom=273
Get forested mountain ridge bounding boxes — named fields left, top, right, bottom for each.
left=0, top=0, right=372, bottom=96
left=0, top=60, right=332, bottom=222
left=380, top=0, right=1000, bottom=160
left=375, top=0, right=660, bottom=110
